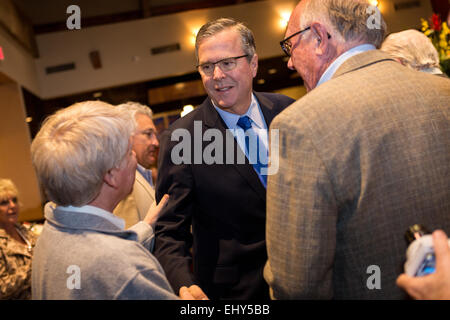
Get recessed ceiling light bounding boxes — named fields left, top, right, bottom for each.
left=181, top=105, right=194, bottom=117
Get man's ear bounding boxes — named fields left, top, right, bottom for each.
left=311, top=22, right=330, bottom=56
left=250, top=53, right=258, bottom=78
left=104, top=168, right=119, bottom=189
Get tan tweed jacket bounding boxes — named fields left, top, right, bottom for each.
left=0, top=224, right=37, bottom=299
left=264, top=50, right=450, bottom=299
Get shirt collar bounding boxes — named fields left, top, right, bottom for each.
left=316, top=44, right=376, bottom=88
left=212, top=93, right=266, bottom=130
left=421, top=67, right=443, bottom=75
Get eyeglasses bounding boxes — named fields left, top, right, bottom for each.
left=197, top=55, right=249, bottom=76
left=280, top=26, right=311, bottom=57
left=280, top=26, right=331, bottom=57
left=0, top=197, right=18, bottom=206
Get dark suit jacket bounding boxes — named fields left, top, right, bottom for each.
left=154, top=92, right=295, bottom=299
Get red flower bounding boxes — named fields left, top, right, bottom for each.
left=431, top=13, right=441, bottom=32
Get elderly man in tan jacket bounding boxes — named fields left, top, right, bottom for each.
left=264, top=0, right=450, bottom=299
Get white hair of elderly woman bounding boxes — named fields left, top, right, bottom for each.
left=381, top=29, right=442, bottom=74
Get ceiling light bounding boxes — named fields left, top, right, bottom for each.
left=279, top=11, right=291, bottom=29
left=175, top=83, right=185, bottom=90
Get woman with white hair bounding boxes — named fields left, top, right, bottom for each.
left=0, top=179, right=37, bottom=299
left=381, top=29, right=445, bottom=75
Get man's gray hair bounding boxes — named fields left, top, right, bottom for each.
left=381, top=29, right=441, bottom=72
left=117, top=101, right=153, bottom=128
left=195, top=18, right=256, bottom=63
left=30, top=101, right=135, bottom=207
left=301, top=0, right=387, bottom=48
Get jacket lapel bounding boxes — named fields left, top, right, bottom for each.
left=135, top=170, right=155, bottom=202
left=202, top=96, right=267, bottom=202
left=332, top=50, right=395, bottom=80
left=254, top=92, right=277, bottom=126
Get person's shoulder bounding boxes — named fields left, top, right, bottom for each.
left=78, top=230, right=157, bottom=268
left=163, top=100, right=210, bottom=133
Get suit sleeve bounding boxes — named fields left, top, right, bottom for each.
left=153, top=129, right=197, bottom=294
left=264, top=115, right=338, bottom=299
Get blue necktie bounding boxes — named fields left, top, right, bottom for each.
left=236, top=116, right=267, bottom=186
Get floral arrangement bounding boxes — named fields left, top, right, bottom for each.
left=421, top=13, right=450, bottom=76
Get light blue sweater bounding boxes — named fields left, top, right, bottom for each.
left=32, top=203, right=179, bottom=300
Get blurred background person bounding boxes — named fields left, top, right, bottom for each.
left=114, top=102, right=159, bottom=229
left=30, top=101, right=198, bottom=300
left=381, top=29, right=445, bottom=76
left=0, top=178, right=37, bottom=299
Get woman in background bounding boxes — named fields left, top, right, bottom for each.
left=0, top=179, right=37, bottom=299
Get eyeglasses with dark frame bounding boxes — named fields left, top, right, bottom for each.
left=280, top=26, right=331, bottom=57
left=197, top=54, right=249, bottom=76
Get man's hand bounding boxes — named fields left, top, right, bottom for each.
left=179, top=285, right=209, bottom=300
left=143, top=194, right=169, bottom=228
left=396, top=230, right=450, bottom=300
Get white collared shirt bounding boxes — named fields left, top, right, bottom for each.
left=316, top=44, right=376, bottom=88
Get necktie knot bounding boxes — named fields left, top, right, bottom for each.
left=237, top=116, right=252, bottom=131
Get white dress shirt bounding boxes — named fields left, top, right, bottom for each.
left=316, top=44, right=376, bottom=88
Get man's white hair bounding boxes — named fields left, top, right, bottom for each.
left=117, top=101, right=153, bottom=122
left=31, top=101, right=135, bottom=207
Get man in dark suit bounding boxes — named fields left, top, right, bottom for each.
left=154, top=18, right=295, bottom=300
